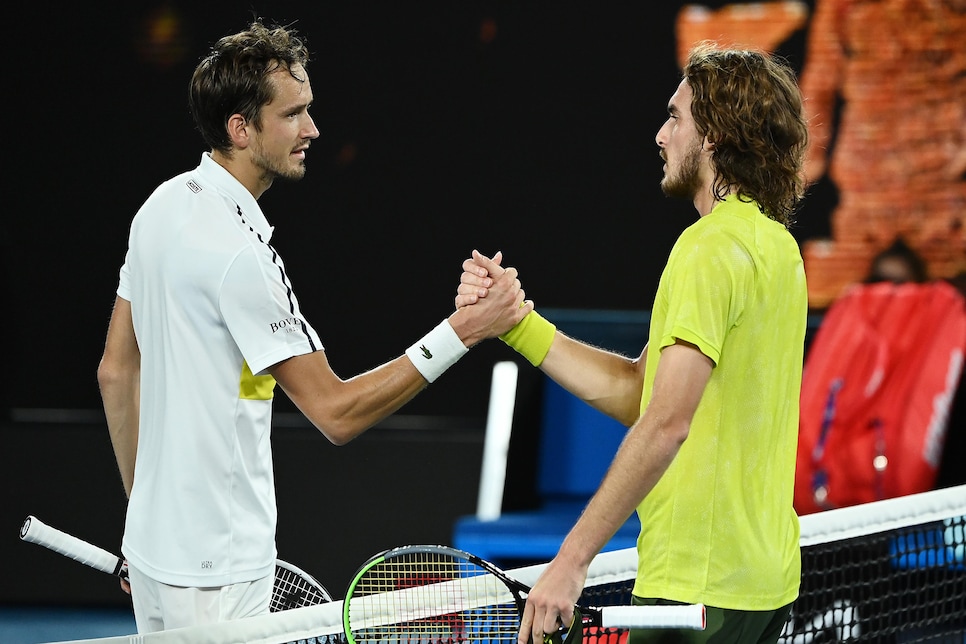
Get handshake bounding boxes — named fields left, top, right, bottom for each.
left=447, top=249, right=556, bottom=368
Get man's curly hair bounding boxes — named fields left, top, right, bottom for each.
left=684, top=43, right=809, bottom=226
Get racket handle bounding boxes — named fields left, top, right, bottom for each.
left=600, top=604, right=706, bottom=630
left=20, top=515, right=128, bottom=579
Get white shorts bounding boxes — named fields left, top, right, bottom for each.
left=128, top=564, right=272, bottom=633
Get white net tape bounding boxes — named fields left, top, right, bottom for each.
left=56, top=484, right=965, bottom=644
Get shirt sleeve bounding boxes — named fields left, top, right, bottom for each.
left=117, top=250, right=132, bottom=301
left=659, top=225, right=754, bottom=365
left=219, top=245, right=323, bottom=376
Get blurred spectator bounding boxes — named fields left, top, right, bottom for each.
left=797, top=0, right=966, bottom=307
left=864, top=237, right=929, bottom=284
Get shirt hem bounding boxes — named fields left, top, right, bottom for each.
left=632, top=582, right=799, bottom=612
left=123, top=547, right=276, bottom=588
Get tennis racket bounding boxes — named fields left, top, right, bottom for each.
left=20, top=515, right=333, bottom=611
left=342, top=544, right=705, bottom=644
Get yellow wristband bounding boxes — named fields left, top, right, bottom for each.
left=499, top=311, right=556, bottom=366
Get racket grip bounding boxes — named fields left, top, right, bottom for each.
left=20, top=515, right=128, bottom=579
left=601, top=604, right=706, bottom=630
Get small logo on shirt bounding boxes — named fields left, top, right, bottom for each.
left=201, top=560, right=213, bottom=569
left=186, top=180, right=202, bottom=194
left=420, top=345, right=433, bottom=359
left=271, top=317, right=303, bottom=334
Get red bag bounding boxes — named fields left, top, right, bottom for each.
left=794, top=281, right=966, bottom=515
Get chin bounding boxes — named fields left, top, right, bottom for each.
left=281, top=166, right=307, bottom=182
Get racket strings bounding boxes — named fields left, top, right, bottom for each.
left=272, top=564, right=331, bottom=612
left=349, top=552, right=521, bottom=644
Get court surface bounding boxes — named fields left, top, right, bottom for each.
left=0, top=606, right=135, bottom=643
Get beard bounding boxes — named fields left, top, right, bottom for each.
left=660, top=142, right=702, bottom=201
left=252, top=142, right=307, bottom=182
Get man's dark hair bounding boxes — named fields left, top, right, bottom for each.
left=189, top=21, right=310, bottom=154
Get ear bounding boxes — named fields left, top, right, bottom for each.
left=703, top=136, right=716, bottom=152
left=226, top=114, right=251, bottom=149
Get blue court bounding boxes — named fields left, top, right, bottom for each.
left=0, top=606, right=136, bottom=644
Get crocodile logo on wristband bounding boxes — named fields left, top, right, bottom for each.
left=420, top=345, right=433, bottom=359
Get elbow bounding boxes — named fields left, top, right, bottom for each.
left=287, top=387, right=378, bottom=446
left=97, top=358, right=125, bottom=394
left=320, top=423, right=356, bottom=446
left=668, top=419, right=691, bottom=448
left=309, top=412, right=369, bottom=446
left=646, top=414, right=690, bottom=450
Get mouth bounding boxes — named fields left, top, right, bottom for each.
left=293, top=145, right=309, bottom=160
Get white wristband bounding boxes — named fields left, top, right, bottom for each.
left=405, top=319, right=469, bottom=383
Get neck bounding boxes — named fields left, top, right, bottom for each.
left=693, top=191, right=717, bottom=217
left=210, top=149, right=271, bottom=200
left=693, top=178, right=729, bottom=217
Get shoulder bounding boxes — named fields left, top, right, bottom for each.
left=134, top=169, right=218, bottom=221
left=674, top=213, right=753, bottom=262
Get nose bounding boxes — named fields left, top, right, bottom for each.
left=655, top=119, right=670, bottom=148
left=304, top=114, right=320, bottom=140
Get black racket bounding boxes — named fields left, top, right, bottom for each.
left=271, top=558, right=334, bottom=611
left=20, top=515, right=333, bottom=611
left=342, top=544, right=704, bottom=644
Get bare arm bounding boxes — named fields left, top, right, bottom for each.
left=539, top=334, right=647, bottom=427
left=270, top=349, right=426, bottom=445
left=97, top=296, right=140, bottom=499
left=458, top=250, right=646, bottom=426
left=519, top=341, right=713, bottom=642
left=271, top=264, right=531, bottom=445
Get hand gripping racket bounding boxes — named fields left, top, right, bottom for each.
left=342, top=544, right=705, bottom=644
left=20, top=515, right=333, bottom=611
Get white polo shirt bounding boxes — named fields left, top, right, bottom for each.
left=117, top=153, right=323, bottom=587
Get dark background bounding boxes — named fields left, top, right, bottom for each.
left=0, top=0, right=884, bottom=609
left=3, top=0, right=831, bottom=417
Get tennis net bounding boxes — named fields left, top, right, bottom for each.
left=59, top=484, right=965, bottom=644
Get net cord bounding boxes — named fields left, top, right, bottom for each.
left=798, top=484, right=965, bottom=547
left=48, top=484, right=965, bottom=644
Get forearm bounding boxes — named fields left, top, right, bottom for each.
left=557, top=342, right=711, bottom=566
left=99, top=372, right=140, bottom=498
left=279, top=265, right=530, bottom=442
left=540, top=334, right=645, bottom=426
left=273, top=349, right=430, bottom=445
left=518, top=405, right=690, bottom=644
left=501, top=311, right=645, bottom=426
left=314, top=358, right=428, bottom=444
left=558, top=411, right=686, bottom=567
left=98, top=297, right=140, bottom=499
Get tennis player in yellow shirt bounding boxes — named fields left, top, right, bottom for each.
left=457, top=43, right=809, bottom=643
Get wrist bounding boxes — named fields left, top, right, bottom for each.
left=405, top=319, right=469, bottom=383
left=500, top=311, right=556, bottom=366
